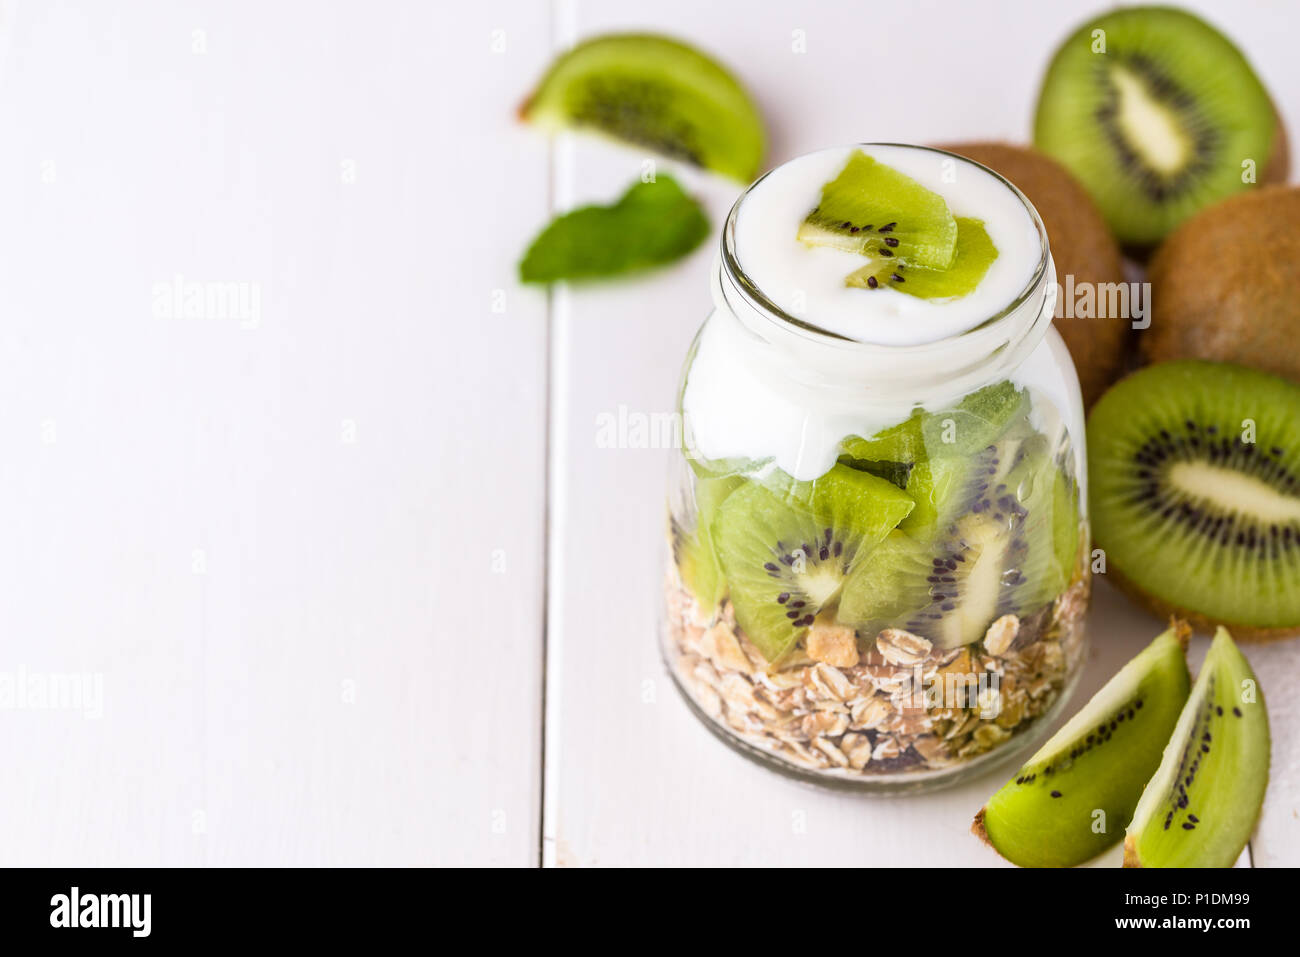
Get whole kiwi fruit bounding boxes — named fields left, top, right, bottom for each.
left=1143, top=186, right=1300, bottom=380
left=937, top=143, right=1129, bottom=408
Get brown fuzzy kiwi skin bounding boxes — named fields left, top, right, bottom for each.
left=936, top=143, right=1129, bottom=409
left=1122, top=836, right=1142, bottom=868
left=1105, top=563, right=1300, bottom=644
left=1142, top=186, right=1300, bottom=383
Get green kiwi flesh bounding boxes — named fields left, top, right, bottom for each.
left=522, top=34, right=764, bottom=182
left=1088, top=361, right=1300, bottom=636
left=1034, top=6, right=1279, bottom=245
left=713, top=464, right=914, bottom=663
left=835, top=382, right=1077, bottom=648
left=797, top=150, right=958, bottom=269
left=671, top=476, right=742, bottom=610
left=845, top=217, right=998, bottom=300
left=838, top=433, right=1076, bottom=649
left=1124, top=628, right=1270, bottom=867
left=975, top=626, right=1191, bottom=868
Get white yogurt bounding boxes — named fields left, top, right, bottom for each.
left=681, top=145, right=1085, bottom=485
left=733, top=145, right=1043, bottom=346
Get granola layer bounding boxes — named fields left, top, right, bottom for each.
left=664, top=563, right=1089, bottom=777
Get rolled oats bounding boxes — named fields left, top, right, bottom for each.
left=807, top=662, right=855, bottom=702
left=841, top=733, right=873, bottom=770
left=701, top=621, right=753, bottom=672
left=663, top=547, right=1088, bottom=780
left=872, top=735, right=902, bottom=761
left=876, top=628, right=933, bottom=666
left=812, top=736, right=850, bottom=767
left=850, top=695, right=894, bottom=730
left=983, top=614, right=1020, bottom=656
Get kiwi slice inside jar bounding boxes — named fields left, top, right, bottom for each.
left=1088, top=360, right=1300, bottom=638
left=711, top=465, right=914, bottom=664
left=834, top=382, right=1078, bottom=650
left=520, top=34, right=765, bottom=182
left=1034, top=6, right=1283, bottom=246
left=838, top=436, right=1077, bottom=650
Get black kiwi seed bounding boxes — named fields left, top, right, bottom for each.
left=884, top=237, right=900, bottom=247
left=878, top=247, right=893, bottom=257
left=878, top=222, right=895, bottom=233
left=1050, top=791, right=1062, bottom=798
left=866, top=276, right=878, bottom=289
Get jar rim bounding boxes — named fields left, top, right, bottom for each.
left=719, top=143, right=1051, bottom=354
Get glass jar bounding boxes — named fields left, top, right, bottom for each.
left=662, top=145, right=1090, bottom=792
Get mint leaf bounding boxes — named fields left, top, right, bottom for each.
left=519, top=176, right=709, bottom=283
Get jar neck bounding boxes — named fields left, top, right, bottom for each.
left=711, top=251, right=1058, bottom=405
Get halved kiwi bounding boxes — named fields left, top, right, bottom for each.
left=797, top=150, right=958, bottom=269
left=521, top=34, right=764, bottom=182
left=974, top=624, right=1191, bottom=868
left=712, top=464, right=914, bottom=664
left=1088, top=361, right=1300, bottom=639
left=1034, top=6, right=1284, bottom=246
left=1124, top=627, right=1269, bottom=868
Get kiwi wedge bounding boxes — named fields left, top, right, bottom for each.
left=1034, top=6, right=1284, bottom=246
left=974, top=625, right=1191, bottom=868
left=1089, top=361, right=1300, bottom=639
left=1143, top=187, right=1300, bottom=383
left=520, top=34, right=764, bottom=182
left=797, top=150, right=957, bottom=269
left=713, top=464, right=914, bottom=664
left=845, top=217, right=998, bottom=300
left=936, top=143, right=1129, bottom=408
left=1124, top=628, right=1269, bottom=868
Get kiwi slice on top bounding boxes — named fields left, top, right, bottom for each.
left=521, top=34, right=765, bottom=182
left=713, top=465, right=914, bottom=664
left=798, top=150, right=958, bottom=269
left=1034, top=6, right=1282, bottom=246
left=845, top=217, right=998, bottom=300
left=1089, top=361, right=1300, bottom=638
left=1124, top=627, right=1269, bottom=868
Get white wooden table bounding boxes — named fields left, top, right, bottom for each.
left=1, top=0, right=1296, bottom=867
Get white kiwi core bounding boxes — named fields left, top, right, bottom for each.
left=1167, top=461, right=1300, bottom=523
left=1111, top=65, right=1192, bottom=174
